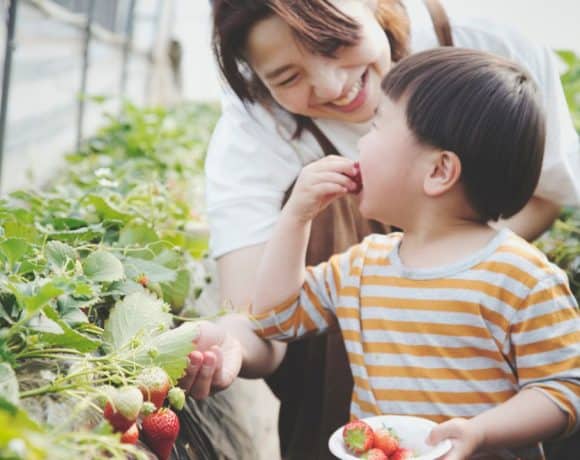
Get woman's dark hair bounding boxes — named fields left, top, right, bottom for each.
left=381, top=48, right=546, bottom=221
left=211, top=0, right=410, bottom=137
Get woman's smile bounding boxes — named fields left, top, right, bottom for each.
left=326, top=68, right=370, bottom=113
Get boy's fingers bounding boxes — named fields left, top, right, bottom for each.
left=313, top=183, right=348, bottom=198
left=315, top=172, right=358, bottom=190
left=311, top=156, right=357, bottom=175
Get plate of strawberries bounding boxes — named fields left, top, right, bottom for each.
left=328, top=415, right=452, bottom=460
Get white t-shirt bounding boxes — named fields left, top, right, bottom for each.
left=205, top=0, right=580, bottom=258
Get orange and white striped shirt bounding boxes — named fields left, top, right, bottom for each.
left=253, top=230, right=580, bottom=458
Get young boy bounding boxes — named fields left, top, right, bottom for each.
left=249, top=48, right=580, bottom=459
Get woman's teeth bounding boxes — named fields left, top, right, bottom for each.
left=332, top=76, right=363, bottom=106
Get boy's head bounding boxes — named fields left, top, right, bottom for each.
left=357, top=48, right=546, bottom=226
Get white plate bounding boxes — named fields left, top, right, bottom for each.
left=328, top=415, right=452, bottom=460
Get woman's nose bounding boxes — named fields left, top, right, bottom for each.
left=311, top=68, right=348, bottom=102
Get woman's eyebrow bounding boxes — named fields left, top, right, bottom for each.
left=265, top=64, right=294, bottom=80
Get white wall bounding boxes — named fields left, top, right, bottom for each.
left=175, top=0, right=580, bottom=103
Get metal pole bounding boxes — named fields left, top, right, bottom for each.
left=145, top=0, right=163, bottom=101
left=120, top=0, right=137, bottom=98
left=76, top=0, right=96, bottom=152
left=0, top=0, right=19, bottom=191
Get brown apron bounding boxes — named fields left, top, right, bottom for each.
left=266, top=4, right=454, bottom=459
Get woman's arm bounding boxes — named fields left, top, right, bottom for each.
left=493, top=196, right=560, bottom=241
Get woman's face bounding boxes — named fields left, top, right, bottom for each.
left=246, top=0, right=391, bottom=123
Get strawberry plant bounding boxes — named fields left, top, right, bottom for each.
left=536, top=51, right=580, bottom=303
left=0, top=101, right=221, bottom=459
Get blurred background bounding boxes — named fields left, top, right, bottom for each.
left=0, top=0, right=579, bottom=193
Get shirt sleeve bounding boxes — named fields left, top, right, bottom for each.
left=251, top=243, right=363, bottom=341
left=511, top=269, right=580, bottom=435
left=451, top=17, right=580, bottom=206
left=204, top=97, right=304, bottom=259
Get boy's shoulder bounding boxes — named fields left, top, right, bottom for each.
left=492, top=230, right=568, bottom=285
left=361, top=232, right=403, bottom=253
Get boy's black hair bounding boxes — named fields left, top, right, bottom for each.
left=381, top=48, right=546, bottom=221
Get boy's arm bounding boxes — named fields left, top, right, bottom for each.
left=429, top=270, right=580, bottom=458
left=252, top=156, right=359, bottom=314
left=252, top=210, right=311, bottom=314
left=428, top=389, right=567, bottom=459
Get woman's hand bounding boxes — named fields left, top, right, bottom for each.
left=426, top=418, right=485, bottom=460
left=179, top=320, right=243, bottom=399
left=285, top=155, right=360, bottom=223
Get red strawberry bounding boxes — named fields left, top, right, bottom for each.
left=136, top=367, right=171, bottom=408
left=350, top=161, right=363, bottom=193
left=103, top=386, right=143, bottom=433
left=373, top=427, right=399, bottom=455
left=141, top=408, right=180, bottom=460
left=390, top=447, right=414, bottom=460
left=343, top=420, right=374, bottom=455
left=362, top=448, right=388, bottom=460
left=137, top=274, right=149, bottom=287
left=120, top=423, right=139, bottom=444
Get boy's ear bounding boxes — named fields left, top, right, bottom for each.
left=423, top=150, right=462, bottom=197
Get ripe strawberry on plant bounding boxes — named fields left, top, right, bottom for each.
left=390, top=447, right=414, bottom=460
left=361, top=448, right=388, bottom=460
left=120, top=423, right=139, bottom=444
left=137, top=274, right=149, bottom=287
left=373, top=427, right=399, bottom=455
left=141, top=408, right=180, bottom=460
left=342, top=420, right=374, bottom=455
left=136, top=366, right=171, bottom=408
left=103, top=386, right=143, bottom=433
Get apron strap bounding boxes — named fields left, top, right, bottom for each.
left=424, top=0, right=454, bottom=47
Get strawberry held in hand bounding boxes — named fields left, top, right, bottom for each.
left=103, top=386, right=143, bottom=433
left=373, top=427, right=399, bottom=456
left=350, top=161, right=363, bottom=193
left=136, top=366, right=171, bottom=408
left=343, top=420, right=375, bottom=455
left=142, top=408, right=180, bottom=460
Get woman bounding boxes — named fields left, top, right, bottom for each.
left=183, top=1, right=580, bottom=458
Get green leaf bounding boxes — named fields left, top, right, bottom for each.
left=18, top=281, right=65, bottom=318
left=123, top=256, right=177, bottom=284
left=0, top=363, right=19, bottom=405
left=83, top=251, right=124, bottom=282
left=46, top=226, right=105, bottom=244
left=118, top=223, right=159, bottom=246
left=2, top=222, right=38, bottom=242
left=161, top=269, right=191, bottom=310
left=103, top=292, right=172, bottom=351
left=83, top=194, right=133, bottom=223
left=45, top=241, right=78, bottom=271
left=0, top=238, right=32, bottom=267
left=129, top=321, right=200, bottom=381
left=37, top=306, right=100, bottom=353
left=0, top=399, right=47, bottom=459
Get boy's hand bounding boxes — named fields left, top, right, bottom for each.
left=285, top=156, right=360, bottom=223
left=426, top=418, right=486, bottom=460
left=178, top=321, right=243, bottom=400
